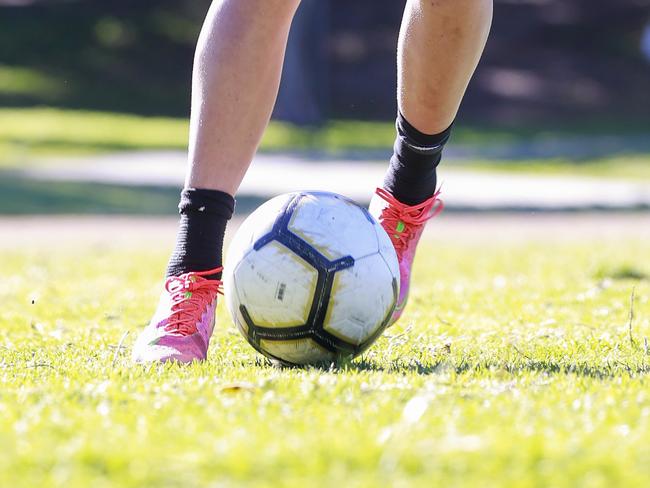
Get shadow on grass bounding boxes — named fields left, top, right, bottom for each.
left=0, top=176, right=266, bottom=215
left=343, top=357, right=650, bottom=379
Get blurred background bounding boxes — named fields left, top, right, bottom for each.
left=0, top=0, right=649, bottom=214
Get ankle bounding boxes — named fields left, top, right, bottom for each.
left=166, top=188, right=235, bottom=280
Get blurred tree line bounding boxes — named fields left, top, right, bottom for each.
left=1, top=0, right=649, bottom=127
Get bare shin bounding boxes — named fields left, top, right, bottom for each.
left=398, top=0, right=493, bottom=134
left=185, top=0, right=301, bottom=194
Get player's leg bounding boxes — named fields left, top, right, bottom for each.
left=185, top=0, right=301, bottom=195
left=133, top=0, right=301, bottom=364
left=371, top=0, right=493, bottom=324
left=398, top=0, right=493, bottom=135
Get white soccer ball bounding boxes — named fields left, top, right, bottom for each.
left=223, top=191, right=400, bottom=366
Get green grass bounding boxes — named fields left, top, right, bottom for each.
left=466, top=156, right=650, bottom=181
left=2, top=107, right=650, bottom=181
left=2, top=235, right=650, bottom=487
left=0, top=178, right=268, bottom=215
left=0, top=178, right=180, bottom=215
left=0, top=65, right=65, bottom=101
left=0, top=108, right=190, bottom=160
left=0, top=107, right=401, bottom=162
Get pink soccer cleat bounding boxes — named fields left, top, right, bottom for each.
left=369, top=187, right=443, bottom=326
left=132, top=267, right=223, bottom=364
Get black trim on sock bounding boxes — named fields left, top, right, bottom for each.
left=383, top=111, right=453, bottom=206
left=166, top=188, right=235, bottom=280
left=397, top=110, right=453, bottom=148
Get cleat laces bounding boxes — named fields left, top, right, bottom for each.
left=374, top=187, right=444, bottom=257
left=163, top=267, right=223, bottom=336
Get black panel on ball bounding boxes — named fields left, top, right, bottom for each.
left=239, top=192, right=361, bottom=358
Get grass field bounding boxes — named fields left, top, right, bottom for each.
left=0, top=108, right=531, bottom=158
left=2, top=222, right=650, bottom=487
left=3, top=108, right=650, bottom=181
left=465, top=155, right=650, bottom=181
left=0, top=108, right=397, bottom=160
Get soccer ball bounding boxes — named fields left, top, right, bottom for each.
left=223, top=191, right=399, bottom=366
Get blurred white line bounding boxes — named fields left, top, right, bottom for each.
left=18, top=151, right=650, bottom=210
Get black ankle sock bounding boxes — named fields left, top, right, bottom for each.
left=383, top=111, right=453, bottom=206
left=166, top=188, right=235, bottom=280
